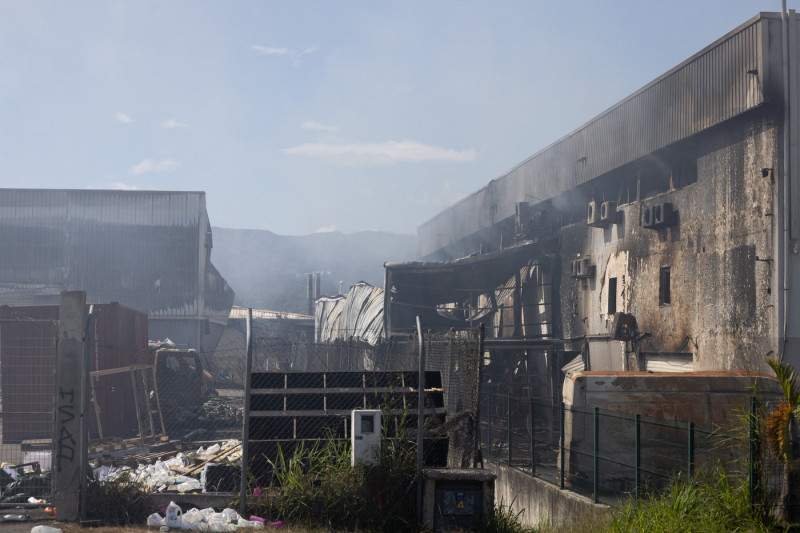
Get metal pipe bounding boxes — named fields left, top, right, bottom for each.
left=530, top=399, right=536, bottom=474
left=781, top=0, right=791, bottom=360
left=593, top=407, right=599, bottom=503
left=635, top=414, right=640, bottom=500
left=507, top=395, right=512, bottom=465
left=687, top=422, right=695, bottom=480
left=239, top=308, right=254, bottom=518
left=560, top=402, right=565, bottom=489
left=749, top=396, right=756, bottom=509
left=79, top=305, right=94, bottom=522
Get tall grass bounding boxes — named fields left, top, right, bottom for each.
left=607, top=467, right=773, bottom=533
left=246, top=418, right=418, bottom=532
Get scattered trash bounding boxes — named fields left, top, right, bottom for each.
left=31, top=526, right=62, bottom=533
left=44, top=506, right=56, bottom=516
left=270, top=521, right=284, bottom=529
left=165, top=501, right=182, bottom=529
left=94, top=439, right=241, bottom=493
left=147, top=512, right=164, bottom=527
left=148, top=506, right=268, bottom=531
left=1, top=513, right=29, bottom=522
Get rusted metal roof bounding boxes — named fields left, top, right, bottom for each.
left=419, top=13, right=779, bottom=258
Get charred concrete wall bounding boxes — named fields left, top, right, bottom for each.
left=560, top=114, right=778, bottom=372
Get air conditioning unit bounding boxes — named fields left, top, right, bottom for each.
left=643, top=203, right=674, bottom=229
left=569, top=259, right=579, bottom=277
left=351, top=410, right=381, bottom=466
left=600, top=201, right=618, bottom=224
left=587, top=201, right=600, bottom=226
left=653, top=203, right=674, bottom=226
left=569, top=257, right=594, bottom=279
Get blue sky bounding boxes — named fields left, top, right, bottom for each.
left=0, top=1, right=789, bottom=235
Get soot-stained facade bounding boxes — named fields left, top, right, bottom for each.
left=407, top=12, right=800, bottom=375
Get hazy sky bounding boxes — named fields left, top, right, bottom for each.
left=0, top=1, right=790, bottom=235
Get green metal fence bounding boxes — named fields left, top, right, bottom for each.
left=479, top=393, right=762, bottom=507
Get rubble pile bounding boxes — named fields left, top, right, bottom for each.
left=0, top=465, right=50, bottom=503
left=201, top=397, right=243, bottom=428
left=96, top=440, right=241, bottom=493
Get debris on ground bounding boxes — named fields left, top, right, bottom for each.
left=95, top=439, right=241, bottom=493
left=0, top=462, right=51, bottom=504
left=146, top=504, right=271, bottom=531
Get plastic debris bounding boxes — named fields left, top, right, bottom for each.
left=151, top=506, right=268, bottom=531
left=148, top=512, right=165, bottom=527
left=93, top=440, right=241, bottom=494
left=31, top=526, right=62, bottom=533
left=1, top=513, right=29, bottom=521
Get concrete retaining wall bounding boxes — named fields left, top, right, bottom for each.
left=486, top=460, right=610, bottom=528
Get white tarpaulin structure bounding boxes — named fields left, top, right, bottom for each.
left=315, top=282, right=384, bottom=345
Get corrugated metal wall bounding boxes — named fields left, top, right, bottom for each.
left=0, top=189, right=233, bottom=324
left=419, top=14, right=770, bottom=258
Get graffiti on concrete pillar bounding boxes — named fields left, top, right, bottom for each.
left=56, top=387, right=77, bottom=471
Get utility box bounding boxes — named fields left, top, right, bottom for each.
left=351, top=409, right=381, bottom=466
left=421, top=468, right=496, bottom=531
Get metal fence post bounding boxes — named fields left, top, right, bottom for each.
left=635, top=413, right=641, bottom=500
left=593, top=407, right=599, bottom=503
left=507, top=395, right=512, bottom=465
left=687, top=421, right=695, bottom=480
left=749, top=396, right=756, bottom=509
left=560, top=402, right=565, bottom=489
left=488, top=396, right=493, bottom=461
left=530, top=399, right=535, bottom=474
left=239, top=308, right=253, bottom=518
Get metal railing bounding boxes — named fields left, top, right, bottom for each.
left=479, top=394, right=755, bottom=507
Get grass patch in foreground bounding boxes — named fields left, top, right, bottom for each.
left=607, top=469, right=773, bottom=533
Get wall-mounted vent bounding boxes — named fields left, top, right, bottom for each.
left=643, top=203, right=675, bottom=229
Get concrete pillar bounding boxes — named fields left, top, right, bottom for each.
left=53, top=291, right=87, bottom=522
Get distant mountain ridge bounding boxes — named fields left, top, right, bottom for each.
left=211, top=227, right=417, bottom=314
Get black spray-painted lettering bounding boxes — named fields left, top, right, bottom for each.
left=56, top=388, right=76, bottom=472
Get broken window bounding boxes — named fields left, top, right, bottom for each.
left=608, top=277, right=617, bottom=315
left=659, top=267, right=671, bottom=306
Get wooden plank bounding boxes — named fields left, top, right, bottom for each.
left=89, top=364, right=153, bottom=378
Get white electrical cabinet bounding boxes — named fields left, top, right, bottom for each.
left=351, top=409, right=381, bottom=466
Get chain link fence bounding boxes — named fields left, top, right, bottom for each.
left=0, top=317, right=57, bottom=506
left=1, top=305, right=797, bottom=521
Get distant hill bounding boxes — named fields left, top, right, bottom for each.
left=211, top=228, right=417, bottom=314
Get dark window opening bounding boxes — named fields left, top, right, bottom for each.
left=608, top=277, right=617, bottom=315
left=659, top=267, right=671, bottom=306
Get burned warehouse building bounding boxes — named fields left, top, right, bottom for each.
left=393, top=12, right=800, bottom=373
left=381, top=10, right=800, bottom=440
